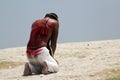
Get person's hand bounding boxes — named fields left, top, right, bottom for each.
left=54, top=59, right=59, bottom=65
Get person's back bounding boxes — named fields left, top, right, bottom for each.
left=27, top=19, right=52, bottom=49
left=28, top=16, right=58, bottom=49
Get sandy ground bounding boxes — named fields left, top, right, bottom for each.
left=0, top=39, right=120, bottom=80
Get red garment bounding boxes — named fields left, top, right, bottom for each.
left=26, top=49, right=41, bottom=58
left=27, top=19, right=50, bottom=49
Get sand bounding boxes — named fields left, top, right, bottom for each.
left=0, top=39, right=120, bottom=80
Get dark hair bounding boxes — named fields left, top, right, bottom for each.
left=45, top=13, right=58, bottom=21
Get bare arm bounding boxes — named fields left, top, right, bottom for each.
left=51, top=22, right=59, bottom=55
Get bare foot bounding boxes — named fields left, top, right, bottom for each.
left=23, top=63, right=32, bottom=76
left=41, top=62, right=48, bottom=75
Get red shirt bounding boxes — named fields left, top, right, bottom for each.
left=27, top=19, right=50, bottom=49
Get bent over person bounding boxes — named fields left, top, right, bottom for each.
left=23, top=13, right=59, bottom=76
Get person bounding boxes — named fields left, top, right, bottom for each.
left=23, top=13, right=59, bottom=76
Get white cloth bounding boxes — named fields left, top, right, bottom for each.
left=27, top=47, right=59, bottom=74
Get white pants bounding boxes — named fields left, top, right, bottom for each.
left=27, top=47, right=59, bottom=74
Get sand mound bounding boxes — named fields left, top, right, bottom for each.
left=0, top=39, right=120, bottom=80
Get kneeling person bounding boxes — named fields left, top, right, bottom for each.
left=23, top=13, right=59, bottom=76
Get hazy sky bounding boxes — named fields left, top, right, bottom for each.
left=0, top=0, right=120, bottom=49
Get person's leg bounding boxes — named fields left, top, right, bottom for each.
left=23, top=63, right=32, bottom=76
left=37, top=47, right=59, bottom=74
left=41, top=62, right=48, bottom=75
left=45, top=60, right=59, bottom=73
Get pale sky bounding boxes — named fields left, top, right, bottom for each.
left=0, top=0, right=120, bottom=49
